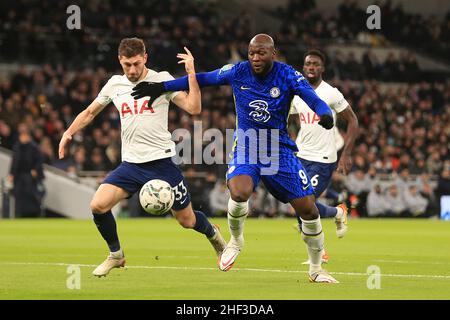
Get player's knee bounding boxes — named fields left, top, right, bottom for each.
left=292, top=197, right=319, bottom=220
left=90, top=199, right=111, bottom=214
left=301, top=204, right=319, bottom=220
left=229, top=187, right=252, bottom=203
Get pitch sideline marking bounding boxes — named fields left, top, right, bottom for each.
left=1, top=261, right=450, bottom=280
left=373, top=259, right=449, bottom=265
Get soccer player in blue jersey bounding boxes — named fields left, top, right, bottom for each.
left=132, top=34, right=338, bottom=283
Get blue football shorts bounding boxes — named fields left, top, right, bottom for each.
left=226, top=147, right=315, bottom=203
left=298, top=157, right=337, bottom=197
left=103, top=157, right=190, bottom=211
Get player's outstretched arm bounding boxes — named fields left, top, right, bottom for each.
left=172, top=47, right=201, bottom=115
left=58, top=101, right=106, bottom=159
left=131, top=68, right=228, bottom=101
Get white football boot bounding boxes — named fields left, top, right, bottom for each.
left=309, top=269, right=339, bottom=283
left=218, top=237, right=243, bottom=271
left=92, top=249, right=126, bottom=277
left=335, top=203, right=348, bottom=238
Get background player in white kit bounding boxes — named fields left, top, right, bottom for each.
left=290, top=49, right=359, bottom=261
left=58, top=38, right=226, bottom=277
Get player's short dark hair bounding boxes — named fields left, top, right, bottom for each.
left=118, top=38, right=146, bottom=57
left=303, top=49, right=326, bottom=65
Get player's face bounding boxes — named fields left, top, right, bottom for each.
left=248, top=44, right=275, bottom=75
left=303, top=55, right=324, bottom=83
left=119, top=54, right=148, bottom=82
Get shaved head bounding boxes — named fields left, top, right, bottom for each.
left=248, top=34, right=276, bottom=76
left=249, top=34, right=275, bottom=49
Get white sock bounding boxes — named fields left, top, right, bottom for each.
left=110, top=249, right=124, bottom=258
left=335, top=206, right=344, bottom=220
left=300, top=217, right=324, bottom=274
left=227, top=199, right=248, bottom=247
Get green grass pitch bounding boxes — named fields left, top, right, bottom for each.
left=0, top=217, right=449, bottom=300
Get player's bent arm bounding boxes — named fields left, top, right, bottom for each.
left=66, top=100, right=106, bottom=135
left=337, top=105, right=359, bottom=155
left=170, top=47, right=202, bottom=115
left=58, top=101, right=106, bottom=158
left=287, top=113, right=300, bottom=140
left=172, top=73, right=202, bottom=115
left=288, top=98, right=301, bottom=134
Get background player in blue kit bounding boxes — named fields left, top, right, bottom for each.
left=132, top=34, right=338, bottom=283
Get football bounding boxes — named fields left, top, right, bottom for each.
left=139, top=179, right=174, bottom=215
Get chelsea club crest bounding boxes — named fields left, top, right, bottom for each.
left=270, top=87, right=280, bottom=98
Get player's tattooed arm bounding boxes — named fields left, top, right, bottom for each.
left=172, top=47, right=202, bottom=115
left=58, top=101, right=106, bottom=159
left=336, top=105, right=359, bottom=175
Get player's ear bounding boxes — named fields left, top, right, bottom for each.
left=143, top=53, right=148, bottom=64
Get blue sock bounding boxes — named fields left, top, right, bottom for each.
left=193, top=210, right=215, bottom=238
left=316, top=202, right=338, bottom=218
left=93, top=211, right=121, bottom=252
left=325, top=188, right=340, bottom=201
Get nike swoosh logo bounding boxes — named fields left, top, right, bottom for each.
left=116, top=90, right=132, bottom=97
left=180, top=198, right=187, bottom=204
left=220, top=252, right=239, bottom=270
left=240, top=86, right=251, bottom=90
left=303, top=184, right=310, bottom=190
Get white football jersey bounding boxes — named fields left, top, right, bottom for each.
left=290, top=80, right=348, bottom=163
left=96, top=69, right=181, bottom=163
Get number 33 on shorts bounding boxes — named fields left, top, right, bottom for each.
left=173, top=181, right=188, bottom=204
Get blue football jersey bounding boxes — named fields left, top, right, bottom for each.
left=160, top=60, right=328, bottom=201
left=216, top=61, right=319, bottom=154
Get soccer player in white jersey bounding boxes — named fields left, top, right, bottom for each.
left=58, top=38, right=226, bottom=277
left=290, top=49, right=359, bottom=261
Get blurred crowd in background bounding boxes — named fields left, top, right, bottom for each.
left=1, top=0, right=449, bottom=218
left=273, top=0, right=450, bottom=63
left=1, top=0, right=449, bottom=76
left=0, top=0, right=252, bottom=72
